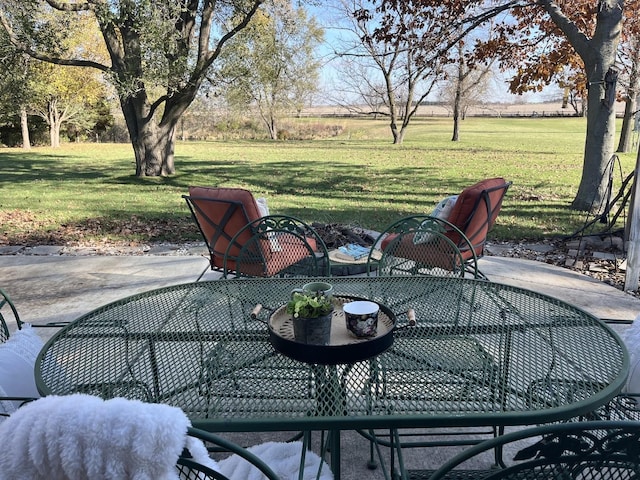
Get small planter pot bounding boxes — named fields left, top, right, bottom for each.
left=292, top=310, right=333, bottom=345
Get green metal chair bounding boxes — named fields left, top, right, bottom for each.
left=1, top=287, right=69, bottom=339
left=602, top=393, right=640, bottom=421
left=0, top=287, right=22, bottom=342
left=184, top=187, right=330, bottom=280
left=1, top=288, right=32, bottom=418
left=224, top=214, right=331, bottom=279
left=361, top=332, right=503, bottom=474
left=183, top=187, right=265, bottom=280
left=408, top=420, right=640, bottom=480
left=363, top=218, right=502, bottom=473
left=369, top=215, right=479, bottom=278
left=177, top=427, right=280, bottom=480
left=370, top=178, right=511, bottom=279
left=560, top=392, right=640, bottom=423
left=0, top=288, right=67, bottom=416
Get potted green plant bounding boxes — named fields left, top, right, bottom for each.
left=286, top=292, right=334, bottom=345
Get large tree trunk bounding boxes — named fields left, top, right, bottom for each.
left=20, top=105, right=30, bottom=150
left=571, top=69, right=618, bottom=211
left=129, top=121, right=177, bottom=177
left=120, top=93, right=178, bottom=177
left=548, top=0, right=623, bottom=212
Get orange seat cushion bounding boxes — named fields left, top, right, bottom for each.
left=239, top=234, right=318, bottom=277
left=381, top=232, right=474, bottom=266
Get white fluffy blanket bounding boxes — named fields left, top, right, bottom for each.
left=0, top=394, right=333, bottom=480
left=218, top=441, right=333, bottom=480
left=0, top=394, right=219, bottom=480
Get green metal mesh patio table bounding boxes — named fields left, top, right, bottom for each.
left=35, top=276, right=628, bottom=478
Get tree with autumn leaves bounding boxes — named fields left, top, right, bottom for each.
left=376, top=0, right=630, bottom=213
left=0, top=12, right=111, bottom=149
left=494, top=1, right=639, bottom=155
left=487, top=0, right=633, bottom=212
left=212, top=0, right=323, bottom=140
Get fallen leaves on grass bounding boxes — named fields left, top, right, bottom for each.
left=0, top=210, right=196, bottom=247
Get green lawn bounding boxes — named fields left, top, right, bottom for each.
left=0, top=116, right=635, bottom=246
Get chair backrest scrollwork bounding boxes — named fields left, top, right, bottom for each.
left=426, top=420, right=640, bottom=480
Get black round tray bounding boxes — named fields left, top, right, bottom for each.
left=268, top=295, right=396, bottom=365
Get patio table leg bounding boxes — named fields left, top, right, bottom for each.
left=304, top=430, right=336, bottom=479
left=329, top=429, right=341, bottom=479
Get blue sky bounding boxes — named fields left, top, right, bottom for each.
left=305, top=1, right=563, bottom=105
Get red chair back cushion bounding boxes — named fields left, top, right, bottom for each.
left=188, top=187, right=262, bottom=269
left=446, top=177, right=507, bottom=255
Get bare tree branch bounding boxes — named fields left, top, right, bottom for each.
left=538, top=0, right=591, bottom=59
left=194, top=1, right=264, bottom=79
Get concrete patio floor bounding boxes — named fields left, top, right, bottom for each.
left=3, top=252, right=637, bottom=327
left=1, top=251, right=638, bottom=478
